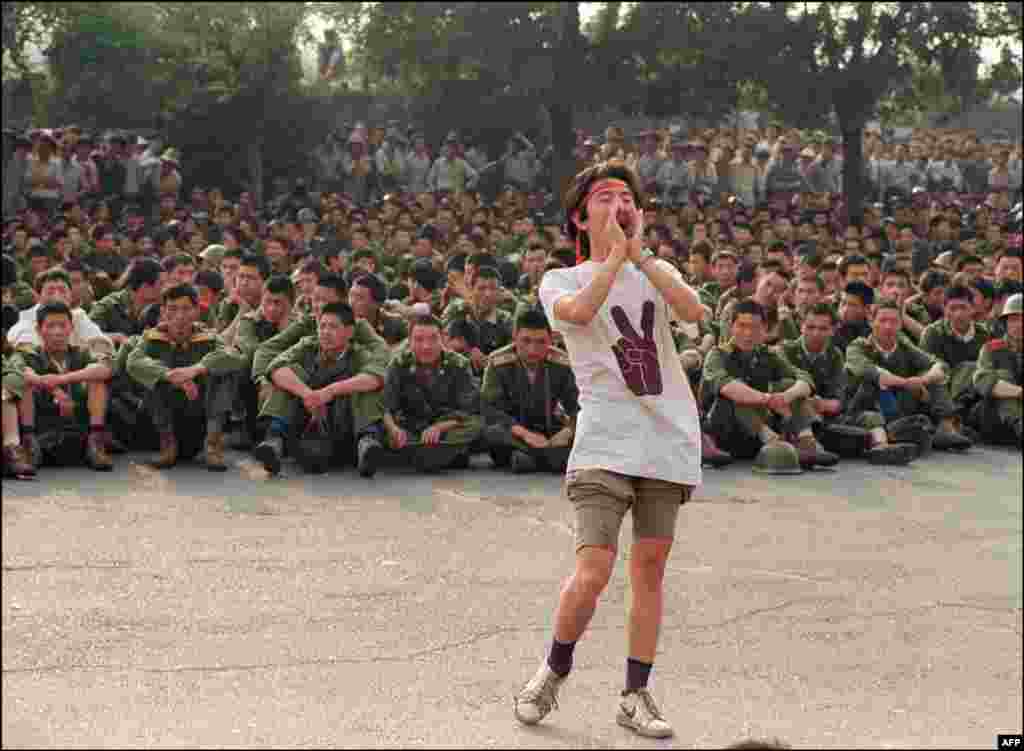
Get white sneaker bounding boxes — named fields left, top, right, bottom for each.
left=616, top=688, right=674, bottom=738
left=513, top=661, right=567, bottom=725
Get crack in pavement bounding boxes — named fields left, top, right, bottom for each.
left=1, top=624, right=549, bottom=677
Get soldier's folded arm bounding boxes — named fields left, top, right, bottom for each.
left=196, top=335, right=245, bottom=376
left=480, top=365, right=518, bottom=427
left=704, top=349, right=768, bottom=406
left=772, top=354, right=814, bottom=401
left=125, top=340, right=171, bottom=389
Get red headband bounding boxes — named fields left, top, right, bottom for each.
left=574, top=178, right=632, bottom=264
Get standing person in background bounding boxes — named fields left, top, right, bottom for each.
left=514, top=161, right=705, bottom=739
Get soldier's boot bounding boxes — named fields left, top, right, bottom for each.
left=3, top=444, right=36, bottom=479
left=21, top=431, right=42, bottom=469
left=150, top=431, right=179, bottom=469
left=510, top=450, right=538, bottom=474
left=253, top=435, right=284, bottom=476
left=795, top=434, right=839, bottom=469
left=933, top=417, right=972, bottom=452
left=357, top=435, right=384, bottom=478
left=701, top=432, right=734, bottom=468
left=205, top=430, right=228, bottom=472
left=85, top=430, right=114, bottom=472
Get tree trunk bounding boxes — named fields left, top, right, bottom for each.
left=837, top=109, right=867, bottom=229
left=247, top=140, right=264, bottom=208
left=549, top=2, right=582, bottom=201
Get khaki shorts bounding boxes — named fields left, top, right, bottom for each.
left=565, top=469, right=692, bottom=551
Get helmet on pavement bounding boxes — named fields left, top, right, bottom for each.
left=886, top=415, right=934, bottom=458
left=1000, top=293, right=1023, bottom=318
left=752, top=440, right=804, bottom=475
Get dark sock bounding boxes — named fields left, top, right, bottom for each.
left=547, top=638, right=576, bottom=677
left=89, top=424, right=105, bottom=433
left=625, top=657, right=652, bottom=692
left=20, top=424, right=35, bottom=434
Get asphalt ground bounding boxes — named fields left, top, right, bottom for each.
left=2, top=445, right=1022, bottom=749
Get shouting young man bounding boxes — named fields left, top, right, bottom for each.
left=514, top=161, right=706, bottom=738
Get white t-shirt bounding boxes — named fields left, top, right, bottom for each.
left=539, top=260, right=702, bottom=487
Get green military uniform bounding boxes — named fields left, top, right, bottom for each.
left=779, top=337, right=847, bottom=403
left=259, top=333, right=391, bottom=466
left=719, top=299, right=800, bottom=347
left=89, top=289, right=149, bottom=338
left=480, top=344, right=579, bottom=472
left=970, top=339, right=1022, bottom=444
left=698, top=281, right=727, bottom=312
left=905, top=300, right=936, bottom=328
left=230, top=310, right=287, bottom=442
left=9, top=344, right=96, bottom=465
left=10, top=281, right=37, bottom=311
left=844, top=335, right=955, bottom=431
left=700, top=340, right=817, bottom=459
left=252, top=314, right=382, bottom=383
left=126, top=323, right=245, bottom=460
left=382, top=348, right=484, bottom=472
left=216, top=299, right=243, bottom=332
left=920, top=319, right=991, bottom=412
left=442, top=299, right=514, bottom=355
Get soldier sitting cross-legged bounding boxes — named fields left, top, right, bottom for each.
left=481, top=309, right=580, bottom=473
left=253, top=302, right=391, bottom=477
left=126, top=283, right=246, bottom=471
left=381, top=314, right=484, bottom=473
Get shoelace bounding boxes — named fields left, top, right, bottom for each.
left=635, top=689, right=664, bottom=721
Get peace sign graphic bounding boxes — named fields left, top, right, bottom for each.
left=610, top=300, right=663, bottom=396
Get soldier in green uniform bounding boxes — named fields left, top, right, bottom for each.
left=252, top=301, right=391, bottom=477
left=381, top=315, right=484, bottom=473
left=903, top=269, right=950, bottom=330
left=481, top=309, right=579, bottom=473
left=779, top=302, right=847, bottom=425
left=876, top=264, right=928, bottom=343
left=697, top=250, right=739, bottom=312
left=442, top=266, right=515, bottom=374
left=88, top=259, right=165, bottom=449
left=223, top=273, right=294, bottom=448
left=251, top=272, right=381, bottom=384
left=919, top=285, right=992, bottom=421
left=845, top=300, right=973, bottom=453
left=718, top=265, right=799, bottom=346
left=193, top=269, right=225, bottom=328
left=348, top=272, right=408, bottom=346
left=3, top=304, right=36, bottom=478
left=701, top=299, right=837, bottom=469
left=215, top=252, right=269, bottom=334
left=89, top=259, right=164, bottom=346
left=126, top=283, right=246, bottom=471
left=970, top=293, right=1022, bottom=447
left=2, top=253, right=37, bottom=311
left=10, top=301, right=115, bottom=471
left=832, top=282, right=874, bottom=355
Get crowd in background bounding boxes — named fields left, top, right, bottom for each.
left=1, top=117, right=1022, bottom=480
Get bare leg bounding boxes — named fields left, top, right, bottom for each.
left=86, top=382, right=109, bottom=426
left=2, top=400, right=20, bottom=446
left=17, top=385, right=34, bottom=428
left=627, top=538, right=673, bottom=662
left=553, top=546, right=617, bottom=643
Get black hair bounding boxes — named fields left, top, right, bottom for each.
left=36, top=300, right=73, bottom=325
left=467, top=251, right=498, bottom=270
left=874, top=299, right=902, bottom=317
left=222, top=247, right=245, bottom=262
left=563, top=160, right=645, bottom=260
left=445, top=318, right=479, bottom=348
left=126, top=258, right=163, bottom=290
left=315, top=272, right=348, bottom=298
left=944, top=284, right=973, bottom=304
left=240, top=252, right=271, bottom=280
left=956, top=254, right=983, bottom=271
left=319, top=301, right=355, bottom=325
left=515, top=308, right=551, bottom=333
left=843, top=281, right=875, bottom=306
left=733, top=299, right=765, bottom=321
left=920, top=269, right=950, bottom=293
left=194, top=269, right=224, bottom=294
left=264, top=274, right=296, bottom=301
left=838, top=254, right=869, bottom=277
left=446, top=254, right=468, bottom=274
left=162, top=283, right=199, bottom=306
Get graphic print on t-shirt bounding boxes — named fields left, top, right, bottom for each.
left=610, top=300, right=663, bottom=395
